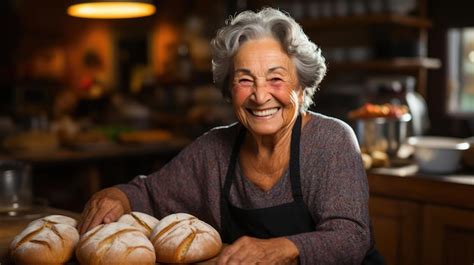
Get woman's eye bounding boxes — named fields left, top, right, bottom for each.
left=239, top=79, right=253, bottom=86
left=269, top=78, right=283, bottom=84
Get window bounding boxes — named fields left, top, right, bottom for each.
left=447, top=27, right=474, bottom=115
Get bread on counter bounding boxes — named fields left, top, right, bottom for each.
left=3, top=131, right=60, bottom=153
left=9, top=215, right=79, bottom=265
left=150, top=213, right=222, bottom=264
left=75, top=222, right=155, bottom=265
left=118, top=129, right=172, bottom=144
left=117, top=211, right=159, bottom=237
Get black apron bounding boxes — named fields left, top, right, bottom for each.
left=219, top=115, right=384, bottom=264
left=220, top=115, right=315, bottom=241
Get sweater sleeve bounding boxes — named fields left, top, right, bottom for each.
left=287, top=118, right=371, bottom=265
left=114, top=129, right=229, bottom=229
left=115, top=143, right=203, bottom=216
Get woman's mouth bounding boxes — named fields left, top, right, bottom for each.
left=248, top=107, right=280, bottom=117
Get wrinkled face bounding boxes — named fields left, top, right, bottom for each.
left=231, top=37, right=303, bottom=137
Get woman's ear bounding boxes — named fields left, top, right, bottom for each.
left=298, top=86, right=305, bottom=103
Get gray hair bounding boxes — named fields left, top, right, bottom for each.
left=210, top=7, right=327, bottom=112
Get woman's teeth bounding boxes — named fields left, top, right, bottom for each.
left=251, top=108, right=279, bottom=117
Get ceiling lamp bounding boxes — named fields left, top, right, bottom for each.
left=67, top=0, right=156, bottom=19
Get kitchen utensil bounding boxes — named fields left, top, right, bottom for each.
left=0, top=160, right=32, bottom=212
left=366, top=75, right=429, bottom=136
left=353, top=114, right=411, bottom=157
left=407, top=136, right=470, bottom=174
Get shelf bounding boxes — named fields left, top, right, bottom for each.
left=301, top=14, right=432, bottom=30
left=328, top=58, right=442, bottom=71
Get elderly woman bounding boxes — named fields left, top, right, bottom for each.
left=79, top=8, right=374, bottom=264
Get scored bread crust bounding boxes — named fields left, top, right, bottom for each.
left=10, top=215, right=79, bottom=265
left=76, top=222, right=155, bottom=265
left=117, top=212, right=159, bottom=237
left=150, top=213, right=222, bottom=263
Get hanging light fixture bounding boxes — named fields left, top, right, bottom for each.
left=67, top=0, right=156, bottom=19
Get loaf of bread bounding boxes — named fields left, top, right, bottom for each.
left=117, top=211, right=159, bottom=237
left=371, top=150, right=390, bottom=167
left=150, top=213, right=222, bottom=263
left=118, top=129, right=172, bottom=144
left=75, top=222, right=155, bottom=265
left=9, top=215, right=79, bottom=265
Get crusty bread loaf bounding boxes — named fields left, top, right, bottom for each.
left=117, top=212, right=159, bottom=237
left=10, top=215, right=79, bottom=265
left=150, top=213, right=222, bottom=263
left=75, top=222, right=155, bottom=265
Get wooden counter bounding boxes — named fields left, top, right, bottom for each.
left=0, top=138, right=191, bottom=212
left=369, top=168, right=474, bottom=210
left=367, top=168, right=474, bottom=265
left=0, top=137, right=190, bottom=165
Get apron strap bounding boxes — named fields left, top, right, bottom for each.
left=223, top=127, right=246, bottom=199
left=221, top=126, right=246, bottom=242
left=289, top=115, right=304, bottom=201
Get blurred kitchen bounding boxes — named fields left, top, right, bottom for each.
left=0, top=0, right=473, bottom=264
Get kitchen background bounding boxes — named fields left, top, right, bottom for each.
left=1, top=0, right=473, bottom=136
left=0, top=0, right=474, bottom=264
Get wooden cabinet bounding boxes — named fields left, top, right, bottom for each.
left=422, top=205, right=474, bottom=265
left=370, top=196, right=421, bottom=265
left=368, top=173, right=474, bottom=265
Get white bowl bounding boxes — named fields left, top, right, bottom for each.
left=407, top=136, right=470, bottom=174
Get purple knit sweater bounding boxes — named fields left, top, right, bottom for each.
left=116, top=112, right=371, bottom=264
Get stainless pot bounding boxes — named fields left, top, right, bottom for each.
left=0, top=160, right=32, bottom=212
left=353, top=114, right=412, bottom=157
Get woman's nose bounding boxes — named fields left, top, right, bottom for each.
left=251, top=80, right=271, bottom=104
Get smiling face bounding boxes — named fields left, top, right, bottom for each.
left=231, top=37, right=303, bottom=137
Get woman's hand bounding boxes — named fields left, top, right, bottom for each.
left=78, top=187, right=131, bottom=234
left=217, top=236, right=299, bottom=265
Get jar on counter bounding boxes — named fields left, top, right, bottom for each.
left=0, top=161, right=32, bottom=213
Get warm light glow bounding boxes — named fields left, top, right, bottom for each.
left=469, top=50, right=474, bottom=63
left=67, top=2, right=155, bottom=19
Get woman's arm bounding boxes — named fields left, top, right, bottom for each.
left=107, top=127, right=234, bottom=230
left=288, top=118, right=371, bottom=264
left=114, top=144, right=214, bottom=219
left=77, top=128, right=227, bottom=234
